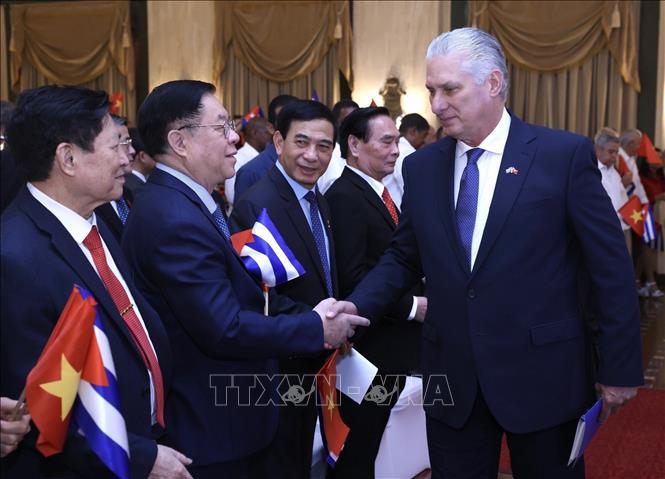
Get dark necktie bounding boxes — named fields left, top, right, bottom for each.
left=83, top=226, right=165, bottom=427
left=116, top=197, right=130, bottom=225
left=304, top=191, right=333, bottom=297
left=382, top=187, right=399, bottom=225
left=213, top=204, right=231, bottom=239
left=456, top=148, right=484, bottom=268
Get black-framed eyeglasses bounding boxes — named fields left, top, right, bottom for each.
left=177, top=119, right=236, bottom=139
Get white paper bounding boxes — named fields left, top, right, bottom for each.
left=335, top=348, right=378, bottom=404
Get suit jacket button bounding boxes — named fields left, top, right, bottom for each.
left=467, top=289, right=476, bottom=299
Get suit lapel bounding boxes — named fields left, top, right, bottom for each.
left=18, top=190, right=145, bottom=361
left=343, top=168, right=395, bottom=230
left=150, top=169, right=245, bottom=266
left=269, top=167, right=331, bottom=294
left=434, top=138, right=471, bottom=276
left=472, top=116, right=537, bottom=276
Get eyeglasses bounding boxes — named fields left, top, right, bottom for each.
left=111, top=138, right=133, bottom=154
left=177, top=119, right=237, bottom=139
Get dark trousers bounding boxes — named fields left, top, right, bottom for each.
left=186, top=447, right=274, bottom=479
left=426, top=390, right=585, bottom=479
left=328, top=374, right=405, bottom=479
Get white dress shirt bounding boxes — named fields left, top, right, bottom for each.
left=131, top=169, right=147, bottom=183
left=27, top=182, right=158, bottom=421
left=346, top=165, right=418, bottom=320
left=225, top=142, right=259, bottom=208
left=383, top=136, right=416, bottom=210
left=598, top=161, right=630, bottom=231
left=619, top=147, right=648, bottom=204
left=454, top=108, right=512, bottom=269
left=317, top=143, right=346, bottom=194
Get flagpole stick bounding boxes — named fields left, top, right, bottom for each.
left=10, top=388, right=27, bottom=421
left=263, top=284, right=269, bottom=316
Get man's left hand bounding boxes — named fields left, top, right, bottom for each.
left=595, top=383, right=638, bottom=422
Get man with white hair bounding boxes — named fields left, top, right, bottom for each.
left=333, top=27, right=642, bottom=478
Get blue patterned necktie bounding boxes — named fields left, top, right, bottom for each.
left=116, top=197, right=130, bottom=225
left=304, top=191, right=333, bottom=297
left=456, top=148, right=484, bottom=268
left=213, top=204, right=231, bottom=239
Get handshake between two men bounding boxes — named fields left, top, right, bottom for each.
left=312, top=299, right=367, bottom=350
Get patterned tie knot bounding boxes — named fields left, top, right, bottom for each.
left=466, top=148, right=485, bottom=166
left=83, top=225, right=103, bottom=252
left=304, top=190, right=317, bottom=204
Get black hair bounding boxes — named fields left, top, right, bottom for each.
left=399, top=113, right=429, bottom=134
left=7, top=85, right=109, bottom=182
left=332, top=99, right=359, bottom=126
left=338, top=107, right=390, bottom=159
left=268, top=94, right=298, bottom=125
left=276, top=100, right=336, bottom=144
left=111, top=114, right=128, bottom=126
left=137, top=80, right=215, bottom=158
left=128, top=127, right=145, bottom=153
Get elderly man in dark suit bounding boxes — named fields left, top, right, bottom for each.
left=325, top=107, right=426, bottom=478
left=231, top=100, right=339, bottom=479
left=122, top=80, right=367, bottom=479
left=1, top=85, right=191, bottom=478
left=332, top=27, right=642, bottom=479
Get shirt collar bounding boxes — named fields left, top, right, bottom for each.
left=456, top=107, right=512, bottom=160
left=27, top=183, right=96, bottom=243
left=346, top=165, right=385, bottom=198
left=131, top=169, right=147, bottom=182
left=155, top=163, right=217, bottom=214
left=276, top=160, right=315, bottom=200
left=240, top=142, right=259, bottom=157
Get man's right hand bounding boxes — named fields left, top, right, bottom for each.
left=313, top=299, right=369, bottom=349
left=148, top=445, right=193, bottom=479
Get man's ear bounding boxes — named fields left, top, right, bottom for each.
left=54, top=142, right=76, bottom=177
left=273, top=130, right=285, bottom=156
left=167, top=129, right=188, bottom=157
left=348, top=135, right=362, bottom=158
left=487, top=69, right=503, bottom=98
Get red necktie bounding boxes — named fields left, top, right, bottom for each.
left=382, top=187, right=399, bottom=225
left=83, top=226, right=165, bottom=427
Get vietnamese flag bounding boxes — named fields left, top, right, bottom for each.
left=108, top=92, right=123, bottom=115
left=369, top=98, right=377, bottom=108
left=637, top=132, right=662, bottom=166
left=24, top=286, right=107, bottom=456
left=316, top=350, right=349, bottom=466
left=619, top=195, right=645, bottom=236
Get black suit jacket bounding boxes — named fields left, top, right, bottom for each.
left=1, top=188, right=172, bottom=478
left=94, top=186, right=134, bottom=244
left=325, top=167, right=423, bottom=374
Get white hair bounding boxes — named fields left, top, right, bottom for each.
left=426, top=27, right=509, bottom=99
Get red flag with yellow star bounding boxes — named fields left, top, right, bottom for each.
left=637, top=132, right=662, bottom=166
left=619, top=195, right=645, bottom=236
left=24, top=286, right=107, bottom=456
left=316, top=350, right=349, bottom=465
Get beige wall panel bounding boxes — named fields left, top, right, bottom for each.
left=656, top=0, right=665, bottom=148
left=147, top=1, right=216, bottom=92
left=352, top=1, right=451, bottom=126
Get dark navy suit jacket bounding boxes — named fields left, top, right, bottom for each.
left=348, top=114, right=643, bottom=433
left=1, top=188, right=171, bottom=478
left=233, top=143, right=278, bottom=202
left=121, top=168, right=324, bottom=466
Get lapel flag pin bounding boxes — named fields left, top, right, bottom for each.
left=505, top=166, right=519, bottom=175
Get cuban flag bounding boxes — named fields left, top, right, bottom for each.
left=311, top=90, right=320, bottom=102
left=25, top=285, right=130, bottom=478
left=231, top=208, right=305, bottom=287
left=642, top=205, right=663, bottom=250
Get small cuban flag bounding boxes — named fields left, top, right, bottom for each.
left=642, top=205, right=663, bottom=250
left=25, top=285, right=130, bottom=478
left=311, top=90, right=320, bottom=102
left=230, top=209, right=305, bottom=313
